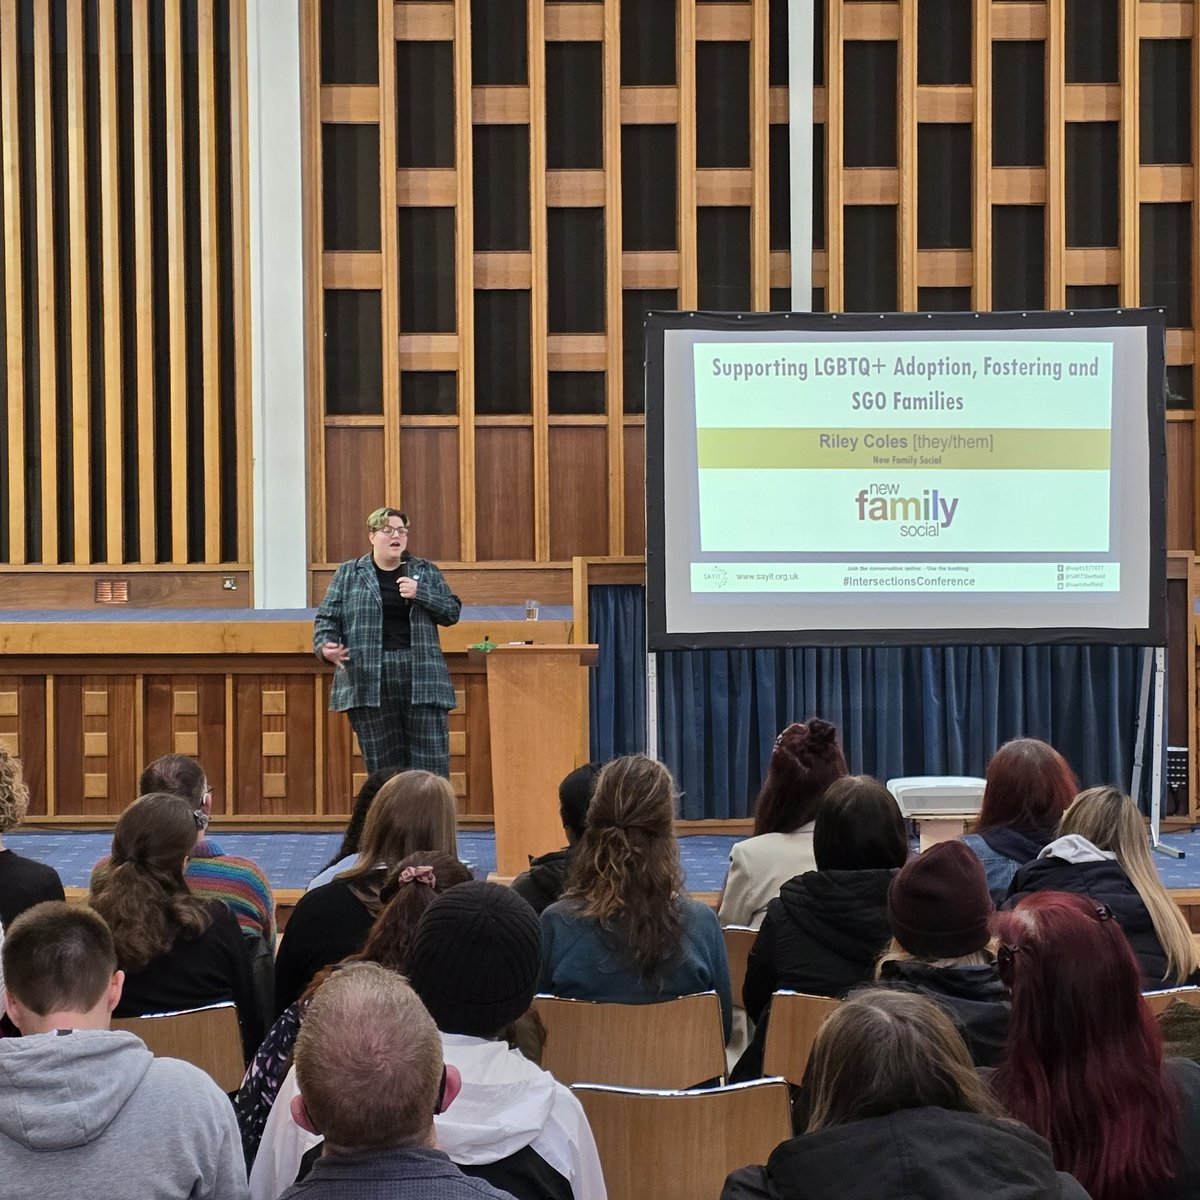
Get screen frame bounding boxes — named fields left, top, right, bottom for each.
left=645, top=307, right=1167, bottom=650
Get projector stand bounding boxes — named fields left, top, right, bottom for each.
left=1132, top=646, right=1183, bottom=860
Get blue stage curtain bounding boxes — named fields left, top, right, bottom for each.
left=589, top=584, right=1142, bottom=820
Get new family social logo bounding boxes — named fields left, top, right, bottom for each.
left=855, top=484, right=960, bottom=529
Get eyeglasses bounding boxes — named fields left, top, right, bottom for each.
left=372, top=525, right=410, bottom=537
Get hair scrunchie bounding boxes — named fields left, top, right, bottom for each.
left=398, top=864, right=437, bottom=888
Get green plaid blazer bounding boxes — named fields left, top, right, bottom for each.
left=313, top=553, right=462, bottom=712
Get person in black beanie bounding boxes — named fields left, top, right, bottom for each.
left=406, top=882, right=606, bottom=1200
left=874, top=839, right=1009, bottom=1067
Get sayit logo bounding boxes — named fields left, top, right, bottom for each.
left=855, top=484, right=959, bottom=532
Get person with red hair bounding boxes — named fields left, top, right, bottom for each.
left=960, top=738, right=1078, bottom=902
left=993, top=891, right=1200, bottom=1200
left=718, top=719, right=848, bottom=929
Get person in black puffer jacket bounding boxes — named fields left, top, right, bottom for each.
left=1004, top=785, right=1200, bottom=989
left=722, top=988, right=1089, bottom=1200
left=732, top=776, right=909, bottom=1080
left=876, top=839, right=1009, bottom=1067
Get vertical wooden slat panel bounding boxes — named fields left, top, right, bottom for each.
left=97, top=0, right=123, bottom=562
left=603, top=0, right=624, bottom=552
left=750, top=0, right=770, bottom=311
left=197, top=0, right=222, bottom=562
left=678, top=0, right=698, bottom=307
left=379, top=0, right=401, bottom=503
left=164, top=0, right=189, bottom=561
left=229, top=0, right=252, bottom=564
left=825, top=0, right=844, bottom=310
left=1, top=0, right=27, bottom=563
left=1119, top=0, right=1138, bottom=306
left=66, top=0, right=91, bottom=560
left=529, top=1, right=550, bottom=561
left=454, top=0, right=477, bottom=561
left=132, top=0, right=156, bottom=557
left=898, top=0, right=918, bottom=310
left=1045, top=0, right=1065, bottom=307
left=33, top=0, right=58, bottom=563
left=1193, top=14, right=1200, bottom=551
left=972, top=0, right=992, bottom=308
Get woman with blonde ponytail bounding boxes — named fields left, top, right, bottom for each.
left=89, top=792, right=263, bottom=1060
left=538, top=755, right=733, bottom=1040
left=1006, top=785, right=1200, bottom=987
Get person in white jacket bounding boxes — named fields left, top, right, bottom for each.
left=252, top=882, right=605, bottom=1200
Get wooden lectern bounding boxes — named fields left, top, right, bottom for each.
left=472, top=643, right=599, bottom=877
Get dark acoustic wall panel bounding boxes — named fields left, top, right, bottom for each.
left=325, top=291, right=382, bottom=416
left=844, top=41, right=897, bottom=167
left=322, top=125, right=380, bottom=251
left=1141, top=203, right=1193, bottom=329
left=918, top=0, right=971, bottom=85
left=548, top=372, right=606, bottom=416
left=1066, top=285, right=1120, bottom=310
left=546, top=42, right=603, bottom=170
left=473, top=126, right=531, bottom=251
left=918, top=287, right=972, bottom=312
left=622, top=125, right=677, bottom=251
left=1140, top=40, right=1191, bottom=165
left=621, top=0, right=675, bottom=85
left=395, top=42, right=455, bottom=169
left=844, top=206, right=898, bottom=312
left=623, top=289, right=676, bottom=413
left=401, top=372, right=457, bottom=417
left=321, top=0, right=377, bottom=85
left=1066, top=123, right=1118, bottom=247
left=918, top=124, right=972, bottom=249
left=770, top=123, right=790, bottom=251
left=547, top=208, right=606, bottom=334
left=992, top=42, right=1045, bottom=166
left=1066, top=0, right=1118, bottom=83
left=471, top=0, right=527, bottom=85
left=398, top=208, right=456, bottom=333
left=992, top=206, right=1045, bottom=311
left=697, top=207, right=751, bottom=312
left=696, top=42, right=750, bottom=168
left=474, top=290, right=532, bottom=415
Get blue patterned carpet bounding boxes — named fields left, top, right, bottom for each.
left=6, top=830, right=742, bottom=893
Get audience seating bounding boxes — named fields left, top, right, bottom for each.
left=723, top=926, right=757, bottom=1004
left=534, top=992, right=726, bottom=1088
left=1143, top=987, right=1200, bottom=1017
left=111, top=1002, right=245, bottom=1092
left=573, top=1078, right=792, bottom=1200
left=761, top=991, right=840, bottom=1085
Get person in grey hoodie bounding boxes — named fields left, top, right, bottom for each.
left=0, top=901, right=248, bottom=1200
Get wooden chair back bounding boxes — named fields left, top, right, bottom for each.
left=573, top=1079, right=793, bottom=1200
left=112, top=1002, right=245, bottom=1092
left=534, top=992, right=726, bottom=1088
left=761, top=990, right=840, bottom=1085
left=1143, top=986, right=1200, bottom=1017
left=723, top=926, right=757, bottom=1006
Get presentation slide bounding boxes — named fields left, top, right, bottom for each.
left=646, top=311, right=1165, bottom=649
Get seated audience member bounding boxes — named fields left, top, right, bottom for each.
left=732, top=775, right=909, bottom=1081
left=718, top=719, right=847, bottom=930
left=721, top=989, right=1089, bottom=1200
left=278, top=964, right=514, bottom=1200
left=273, top=769, right=458, bottom=1015
left=876, top=839, right=1009, bottom=1066
left=960, top=737, right=1078, bottom=903
left=235, top=852, right=472, bottom=1167
left=0, top=902, right=248, bottom=1200
left=89, top=792, right=263, bottom=1061
left=1005, top=785, right=1200, bottom=987
left=305, top=767, right=401, bottom=891
left=539, top=755, right=732, bottom=1042
left=994, top=891, right=1200, bottom=1200
left=512, top=763, right=601, bottom=914
left=0, top=747, right=65, bottom=929
left=253, top=881, right=605, bottom=1200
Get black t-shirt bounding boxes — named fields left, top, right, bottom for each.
left=0, top=847, right=66, bottom=929
left=375, top=563, right=412, bottom=649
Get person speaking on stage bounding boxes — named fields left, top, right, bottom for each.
left=314, top=507, right=462, bottom=777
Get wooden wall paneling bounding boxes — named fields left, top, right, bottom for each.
left=321, top=674, right=355, bottom=818
left=603, top=0, right=625, bottom=552
left=826, top=0, right=844, bottom=310
left=623, top=421, right=646, bottom=554
left=454, top=0, right=478, bottom=561
left=1, top=0, right=25, bottom=563
left=105, top=675, right=139, bottom=814
left=378, top=0, right=401, bottom=504
left=282, top=675, right=317, bottom=815
left=164, top=0, right=189, bottom=562
left=898, top=0, right=917, bottom=310
left=1190, top=556, right=1198, bottom=817
left=142, top=677, right=174, bottom=764
left=548, top=426, right=609, bottom=558
left=1167, top=415, right=1194, bottom=551
left=972, top=0, right=992, bottom=308
left=462, top=667, right=493, bottom=816
left=529, top=0, right=551, bottom=562
left=301, top=0, right=327, bottom=565
left=233, top=675, right=264, bottom=814
left=229, top=0, right=253, bottom=565
left=399, top=426, right=461, bottom=561
left=0, top=678, right=47, bottom=814
left=196, top=674, right=228, bottom=812
left=1193, top=14, right=1200, bottom=549
left=1119, top=0, right=1139, bottom=307
left=98, top=0, right=124, bottom=563
left=66, top=1, right=91, bottom=560
left=1045, top=0, right=1064, bottom=307
left=679, top=0, right=698, bottom=307
left=131, top=0, right=157, bottom=558
left=197, top=0, right=223, bottom=562
left=475, top=427, right=536, bottom=559
left=750, top=0, right=770, bottom=310
left=324, top=426, right=386, bottom=563
left=52, top=677, right=83, bottom=815
left=32, top=0, right=58, bottom=564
